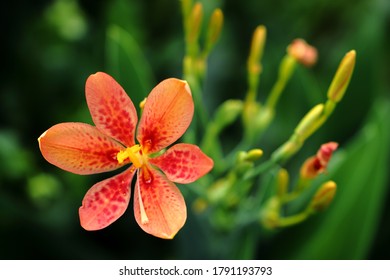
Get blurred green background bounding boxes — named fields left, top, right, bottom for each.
left=1, top=0, right=389, bottom=259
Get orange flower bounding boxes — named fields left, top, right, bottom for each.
left=38, top=72, right=213, bottom=239
left=300, top=142, right=338, bottom=179
left=287, top=39, right=318, bottom=67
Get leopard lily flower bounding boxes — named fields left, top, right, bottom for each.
left=38, top=72, right=214, bottom=239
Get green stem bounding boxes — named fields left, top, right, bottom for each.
left=183, top=57, right=209, bottom=135
left=265, top=55, right=296, bottom=110
left=278, top=211, right=309, bottom=227
left=243, top=160, right=277, bottom=181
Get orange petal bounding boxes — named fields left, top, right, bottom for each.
left=317, top=141, right=338, bottom=166
left=86, top=72, right=138, bottom=147
left=133, top=167, right=186, bottom=239
left=149, top=143, right=214, bottom=184
left=79, top=167, right=135, bottom=230
left=38, top=122, right=125, bottom=175
left=136, top=78, right=194, bottom=153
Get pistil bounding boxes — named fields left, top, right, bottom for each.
left=117, top=145, right=143, bottom=167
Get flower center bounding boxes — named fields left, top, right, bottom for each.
left=116, top=144, right=145, bottom=168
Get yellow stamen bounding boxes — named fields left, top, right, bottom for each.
left=116, top=145, right=143, bottom=168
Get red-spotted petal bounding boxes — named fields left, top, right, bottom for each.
left=149, top=143, right=214, bottom=184
left=136, top=78, right=194, bottom=153
left=38, top=122, right=124, bottom=175
left=86, top=72, right=138, bottom=147
left=133, top=166, right=186, bottom=239
left=79, top=167, right=135, bottom=230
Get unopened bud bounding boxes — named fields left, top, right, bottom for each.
left=300, top=141, right=338, bottom=179
left=187, top=2, right=203, bottom=45
left=247, top=25, right=267, bottom=76
left=214, top=99, right=243, bottom=129
left=235, top=154, right=255, bottom=176
left=264, top=50, right=297, bottom=111
left=207, top=177, right=232, bottom=204
left=317, top=142, right=338, bottom=166
left=287, top=39, right=318, bottom=67
left=300, top=156, right=322, bottom=179
left=309, top=181, right=337, bottom=212
left=327, top=50, right=356, bottom=103
left=260, top=197, right=281, bottom=229
left=295, top=104, right=324, bottom=141
left=236, top=151, right=248, bottom=163
left=181, top=0, right=193, bottom=20
left=236, top=149, right=263, bottom=166
left=279, top=55, right=297, bottom=83
left=204, top=8, right=223, bottom=54
left=276, top=168, right=289, bottom=197
left=246, top=149, right=264, bottom=161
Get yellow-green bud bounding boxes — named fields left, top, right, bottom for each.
left=187, top=2, right=203, bottom=46
left=309, top=181, right=337, bottom=212
left=214, top=99, right=243, bottom=130
left=236, top=151, right=248, bottom=163
left=247, top=25, right=267, bottom=76
left=327, top=50, right=356, bottom=103
left=279, top=54, right=297, bottom=82
left=246, top=149, right=264, bottom=161
left=207, top=177, right=233, bottom=204
left=236, top=149, right=263, bottom=164
left=264, top=52, right=297, bottom=110
left=276, top=168, right=289, bottom=197
left=294, top=104, right=324, bottom=141
left=260, top=197, right=281, bottom=229
left=204, top=8, right=223, bottom=54
left=181, top=0, right=193, bottom=20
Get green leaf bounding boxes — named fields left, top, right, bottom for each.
left=271, top=98, right=390, bottom=259
left=105, top=24, right=155, bottom=110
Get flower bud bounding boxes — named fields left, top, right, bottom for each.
left=287, top=39, right=318, bottom=67
left=214, top=99, right=243, bottom=130
left=294, top=104, right=324, bottom=141
left=187, top=2, right=203, bottom=45
left=327, top=50, right=356, bottom=103
left=260, top=197, right=281, bottom=229
left=207, top=176, right=235, bottom=205
left=300, top=142, right=338, bottom=179
left=236, top=149, right=263, bottom=175
left=309, top=181, right=337, bottom=212
left=317, top=141, right=338, bottom=166
left=300, top=156, right=322, bottom=179
left=276, top=168, right=289, bottom=197
left=278, top=54, right=296, bottom=83
left=204, top=8, right=223, bottom=54
left=181, top=0, right=193, bottom=20
left=246, top=149, right=264, bottom=162
left=247, top=25, right=267, bottom=76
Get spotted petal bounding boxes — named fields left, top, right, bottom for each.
left=86, top=72, right=138, bottom=147
left=133, top=166, right=186, bottom=239
left=137, top=78, right=194, bottom=154
left=79, top=167, right=135, bottom=230
left=38, top=122, right=124, bottom=175
left=149, top=143, right=213, bottom=184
